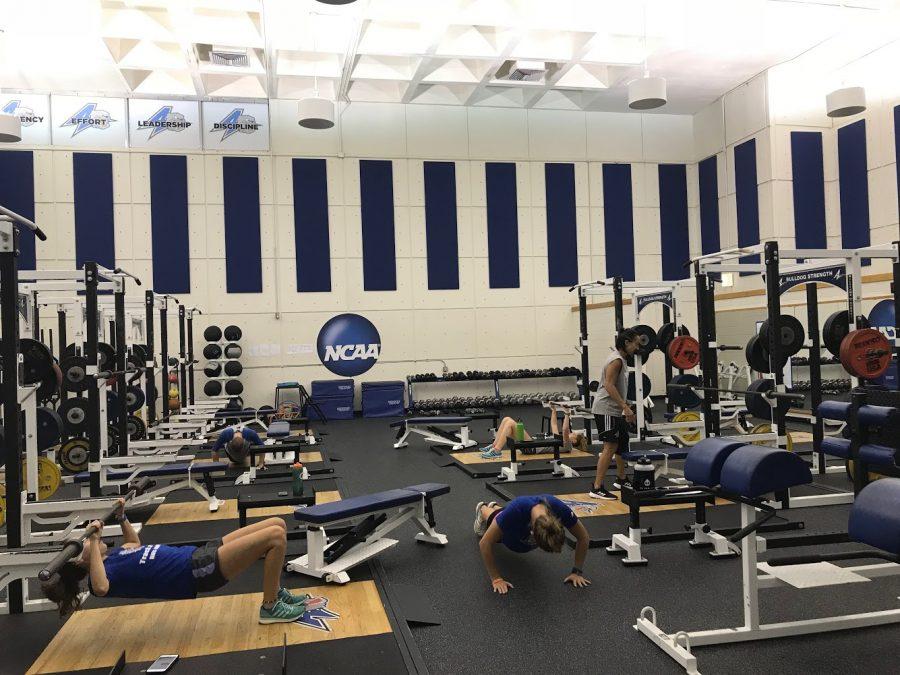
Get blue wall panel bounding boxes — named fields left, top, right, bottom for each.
left=698, top=155, right=720, bottom=256
left=222, top=156, right=262, bottom=293
left=658, top=164, right=690, bottom=280
left=545, top=163, right=578, bottom=287
left=149, top=154, right=190, bottom=293
left=293, top=158, right=331, bottom=292
left=359, top=159, right=397, bottom=291
left=837, top=119, right=870, bottom=252
left=0, top=151, right=36, bottom=270
left=602, top=164, right=635, bottom=281
left=790, top=131, right=827, bottom=250
left=73, top=152, right=115, bottom=269
left=423, top=161, right=460, bottom=290
left=485, top=162, right=519, bottom=289
left=734, top=138, right=759, bottom=271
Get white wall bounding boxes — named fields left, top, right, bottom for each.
left=19, top=102, right=697, bottom=407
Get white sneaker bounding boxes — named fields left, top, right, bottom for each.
left=474, top=501, right=487, bottom=536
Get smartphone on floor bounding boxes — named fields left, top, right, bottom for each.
left=147, top=654, right=179, bottom=672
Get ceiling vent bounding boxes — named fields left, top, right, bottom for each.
left=209, top=46, right=249, bottom=67
left=496, top=59, right=547, bottom=83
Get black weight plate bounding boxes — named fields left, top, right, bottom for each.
left=745, top=334, right=773, bottom=373
left=204, top=380, right=222, bottom=396
left=626, top=372, right=652, bottom=401
left=204, top=325, right=223, bottom=342
left=204, top=361, right=222, bottom=377
left=759, top=315, right=806, bottom=357
left=126, top=415, right=146, bottom=441
left=59, top=437, right=90, bottom=473
left=744, top=378, right=791, bottom=421
left=97, top=342, right=115, bottom=370
left=658, top=323, right=689, bottom=354
left=130, top=343, right=148, bottom=364
left=224, top=361, right=243, bottom=377
left=631, top=325, right=659, bottom=358
left=223, top=325, right=242, bottom=341
left=20, top=338, right=54, bottom=385
left=822, top=310, right=870, bottom=357
left=126, top=385, right=145, bottom=412
left=59, top=396, right=89, bottom=433
left=36, top=406, right=64, bottom=450
left=224, top=343, right=242, bottom=359
left=61, top=356, right=90, bottom=393
left=107, top=424, right=121, bottom=457
left=106, top=390, right=121, bottom=423
left=225, top=379, right=243, bottom=395
left=62, top=342, right=79, bottom=360
left=203, top=344, right=222, bottom=360
left=668, top=373, right=702, bottom=408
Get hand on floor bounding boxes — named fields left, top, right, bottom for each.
left=564, top=573, right=591, bottom=588
left=491, top=578, right=514, bottom=594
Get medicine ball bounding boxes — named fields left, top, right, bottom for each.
left=203, top=344, right=222, bottom=359
left=203, top=325, right=222, bottom=342
left=223, top=325, right=242, bottom=341
left=224, top=360, right=242, bottom=377
left=224, top=343, right=242, bottom=359
left=228, top=396, right=243, bottom=409
left=204, top=361, right=221, bottom=377
left=225, top=379, right=243, bottom=395
left=204, top=380, right=222, bottom=396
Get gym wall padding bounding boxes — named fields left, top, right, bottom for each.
left=73, top=152, right=115, bottom=269
left=149, top=154, right=190, bottom=294
left=658, top=163, right=689, bottom=281
left=292, top=158, right=332, bottom=292
left=544, top=162, right=578, bottom=287
left=359, top=159, right=397, bottom=291
left=837, top=120, right=871, bottom=253
left=485, top=162, right=519, bottom=289
left=895, top=105, right=900, bottom=220
left=222, top=156, right=263, bottom=293
left=603, top=163, right=635, bottom=281
left=0, top=150, right=36, bottom=270
left=698, top=155, right=720, bottom=256
left=423, top=161, right=460, bottom=290
left=734, top=138, right=760, bottom=272
left=790, top=131, right=827, bottom=250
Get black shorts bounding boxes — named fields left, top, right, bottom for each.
left=486, top=507, right=504, bottom=529
left=191, top=538, right=228, bottom=593
left=594, top=414, right=630, bottom=453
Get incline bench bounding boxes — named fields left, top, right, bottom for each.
left=286, top=483, right=450, bottom=583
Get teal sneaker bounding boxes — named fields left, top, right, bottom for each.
left=480, top=447, right=502, bottom=459
left=278, top=587, right=325, bottom=609
left=259, top=599, right=306, bottom=624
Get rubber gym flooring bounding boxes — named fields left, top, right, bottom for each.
left=2, top=402, right=899, bottom=674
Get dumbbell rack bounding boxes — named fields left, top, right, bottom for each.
left=406, top=371, right=580, bottom=411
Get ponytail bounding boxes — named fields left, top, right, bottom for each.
left=615, top=328, right=638, bottom=351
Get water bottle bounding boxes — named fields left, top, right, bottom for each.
left=515, top=421, right=525, bottom=441
left=292, top=462, right=304, bottom=496
left=634, top=457, right=655, bottom=491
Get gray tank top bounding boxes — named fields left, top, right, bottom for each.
left=591, top=350, right=627, bottom=417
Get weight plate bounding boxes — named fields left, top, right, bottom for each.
left=20, top=338, right=54, bottom=386
left=36, top=406, right=64, bottom=450
left=626, top=372, right=652, bottom=402
left=61, top=355, right=90, bottom=393
left=62, top=343, right=78, bottom=360
left=224, top=360, right=243, bottom=377
left=668, top=373, right=702, bottom=409
left=130, top=343, right=148, bottom=364
left=59, top=396, right=90, bottom=433
left=125, top=385, right=146, bottom=412
left=224, top=343, right=242, bottom=359
left=203, top=344, right=222, bottom=360
left=657, top=323, right=689, bottom=354
left=667, top=336, right=701, bottom=370
left=126, top=415, right=146, bottom=441
left=38, top=361, right=63, bottom=403
left=749, top=423, right=794, bottom=452
left=59, top=437, right=90, bottom=474
left=822, top=311, right=870, bottom=357
left=204, top=361, right=222, bottom=377
left=839, top=328, right=892, bottom=380
left=631, top=325, right=658, bottom=358
left=225, top=379, right=244, bottom=395
left=107, top=390, right=121, bottom=423
left=204, top=325, right=223, bottom=342
left=107, top=424, right=121, bottom=457
left=223, top=325, right=242, bottom=341
left=97, top=342, right=115, bottom=370
left=204, top=380, right=223, bottom=396
left=745, top=334, right=773, bottom=373
left=23, top=457, right=63, bottom=500
left=759, top=314, right=806, bottom=358
left=673, top=411, right=703, bottom=446
left=744, top=378, right=791, bottom=421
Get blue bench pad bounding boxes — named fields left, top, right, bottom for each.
left=817, top=401, right=897, bottom=427
left=267, top=420, right=291, bottom=438
left=622, top=448, right=690, bottom=461
left=391, top=416, right=472, bottom=427
left=74, top=461, right=228, bottom=483
left=821, top=437, right=851, bottom=459
left=719, top=445, right=812, bottom=497
left=295, top=483, right=450, bottom=524
left=684, top=438, right=748, bottom=487
left=849, top=478, right=900, bottom=554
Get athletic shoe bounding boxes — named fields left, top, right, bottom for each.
left=474, top=501, right=487, bottom=536
left=478, top=444, right=494, bottom=454
left=481, top=447, right=502, bottom=459
left=588, top=485, right=617, bottom=500
left=613, top=477, right=633, bottom=490
left=259, top=600, right=307, bottom=624
left=278, top=587, right=326, bottom=609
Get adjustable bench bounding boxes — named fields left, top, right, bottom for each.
left=286, top=483, right=450, bottom=583
left=391, top=416, right=479, bottom=450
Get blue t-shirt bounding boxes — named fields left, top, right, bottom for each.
left=494, top=495, right=577, bottom=553
left=97, top=545, right=198, bottom=600
left=213, top=426, right=262, bottom=453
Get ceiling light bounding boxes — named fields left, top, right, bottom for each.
left=628, top=76, right=667, bottom=110
left=825, top=86, right=866, bottom=118
left=0, top=114, right=22, bottom=143
left=298, top=98, right=335, bottom=129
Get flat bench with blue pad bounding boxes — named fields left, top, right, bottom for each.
left=391, top=416, right=484, bottom=450
left=73, top=461, right=227, bottom=482
left=287, top=483, right=450, bottom=584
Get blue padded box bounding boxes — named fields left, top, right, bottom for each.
left=311, top=379, right=354, bottom=398
left=309, top=396, right=354, bottom=421
left=361, top=380, right=405, bottom=418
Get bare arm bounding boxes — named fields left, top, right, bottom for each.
left=87, top=525, right=110, bottom=596
left=604, top=360, right=634, bottom=417
left=115, top=499, right=140, bottom=546
left=479, top=521, right=513, bottom=593
left=563, top=521, right=592, bottom=588
left=549, top=404, right=560, bottom=435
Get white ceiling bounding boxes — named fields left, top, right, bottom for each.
left=0, top=0, right=895, bottom=114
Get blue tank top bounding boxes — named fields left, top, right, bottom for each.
left=99, top=545, right=198, bottom=600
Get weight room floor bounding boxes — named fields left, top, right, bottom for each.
left=2, top=404, right=898, bottom=674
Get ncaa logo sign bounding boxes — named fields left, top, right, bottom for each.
left=317, top=314, right=381, bottom=377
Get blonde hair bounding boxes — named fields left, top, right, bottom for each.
left=532, top=509, right=566, bottom=553
left=571, top=433, right=589, bottom=453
